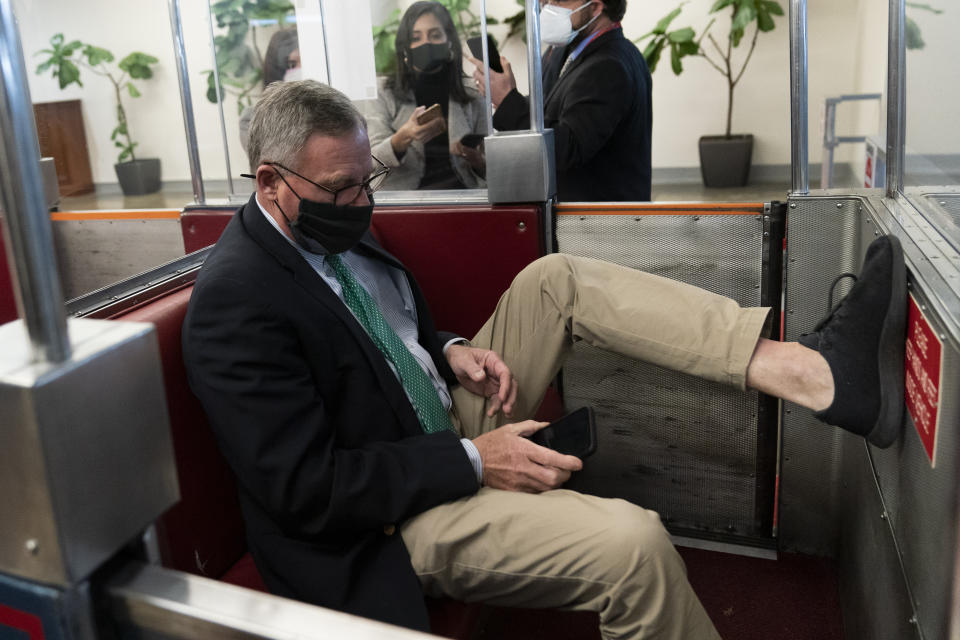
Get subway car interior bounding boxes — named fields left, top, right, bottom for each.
left=1, top=0, right=959, bottom=638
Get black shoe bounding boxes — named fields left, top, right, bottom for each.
left=798, top=235, right=907, bottom=448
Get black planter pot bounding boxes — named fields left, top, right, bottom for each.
left=698, top=134, right=754, bottom=188
left=115, top=158, right=161, bottom=196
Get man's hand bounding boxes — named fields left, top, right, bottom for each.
left=465, top=53, right=516, bottom=108
left=446, top=344, right=517, bottom=417
left=473, top=421, right=583, bottom=492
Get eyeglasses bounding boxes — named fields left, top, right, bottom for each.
left=243, top=156, right=391, bottom=206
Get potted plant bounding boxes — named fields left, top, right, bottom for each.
left=637, top=0, right=784, bottom=187
left=35, top=34, right=161, bottom=196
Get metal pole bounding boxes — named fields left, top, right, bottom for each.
left=821, top=100, right=836, bottom=189
left=480, top=0, right=494, bottom=136
left=317, top=0, right=333, bottom=87
left=789, top=0, right=809, bottom=195
left=168, top=0, right=205, bottom=204
left=885, top=0, right=906, bottom=197
left=525, top=0, right=545, bottom=132
left=206, top=0, right=235, bottom=197
left=0, top=0, right=71, bottom=363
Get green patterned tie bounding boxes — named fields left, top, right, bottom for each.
left=326, top=254, right=454, bottom=434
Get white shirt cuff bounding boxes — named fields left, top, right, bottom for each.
left=443, top=337, right=470, bottom=355
left=460, top=438, right=484, bottom=484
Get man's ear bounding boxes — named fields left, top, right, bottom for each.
left=256, top=165, right=280, bottom=200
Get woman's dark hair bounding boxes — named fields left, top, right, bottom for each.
left=387, top=1, right=470, bottom=104
left=263, top=29, right=299, bottom=87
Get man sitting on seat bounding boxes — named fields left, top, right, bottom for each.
left=183, top=80, right=907, bottom=640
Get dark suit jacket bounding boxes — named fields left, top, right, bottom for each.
left=182, top=194, right=479, bottom=630
left=494, top=28, right=652, bottom=202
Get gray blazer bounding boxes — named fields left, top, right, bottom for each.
left=359, top=76, right=487, bottom=190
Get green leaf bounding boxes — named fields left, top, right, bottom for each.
left=762, top=0, right=785, bottom=16
left=654, top=7, right=684, bottom=34
left=731, top=27, right=745, bottom=47
left=710, top=0, right=735, bottom=13
left=57, top=59, right=81, bottom=89
left=668, top=27, right=696, bottom=43
left=119, top=52, right=158, bottom=79
left=35, top=59, right=54, bottom=74
left=732, top=3, right=758, bottom=32
left=670, top=42, right=683, bottom=75
left=905, top=16, right=925, bottom=49
left=127, top=82, right=141, bottom=98
left=678, top=40, right=700, bottom=56
left=906, top=2, right=944, bottom=15
left=62, top=40, right=83, bottom=56
left=82, top=44, right=114, bottom=67
left=757, top=7, right=775, bottom=31
left=643, top=38, right=666, bottom=73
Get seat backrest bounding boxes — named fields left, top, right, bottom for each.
left=118, top=285, right=247, bottom=579
left=0, top=223, right=19, bottom=324
left=181, top=203, right=545, bottom=338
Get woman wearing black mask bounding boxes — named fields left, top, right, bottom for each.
left=362, top=1, right=487, bottom=190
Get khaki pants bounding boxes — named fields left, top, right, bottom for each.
left=401, top=254, right=770, bottom=640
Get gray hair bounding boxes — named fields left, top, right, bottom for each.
left=247, top=80, right=367, bottom=172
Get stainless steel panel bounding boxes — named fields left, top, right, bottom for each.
left=485, top=131, right=556, bottom=204
left=781, top=196, right=864, bottom=555
left=839, top=437, right=921, bottom=640
left=558, top=213, right=768, bottom=537
left=0, top=318, right=179, bottom=586
left=106, top=563, right=442, bottom=639
left=51, top=219, right=185, bottom=299
left=868, top=280, right=960, bottom=640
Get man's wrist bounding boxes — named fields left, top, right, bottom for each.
left=443, top=337, right=470, bottom=355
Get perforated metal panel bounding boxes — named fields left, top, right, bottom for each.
left=557, top=213, right=772, bottom=538
left=780, top=197, right=865, bottom=555
left=930, top=193, right=960, bottom=227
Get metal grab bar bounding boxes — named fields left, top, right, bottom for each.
left=789, top=0, right=809, bottom=195
left=105, top=562, right=442, bottom=639
left=525, top=0, right=545, bottom=132
left=0, top=0, right=71, bottom=362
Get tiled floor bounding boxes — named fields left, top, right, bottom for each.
left=59, top=181, right=793, bottom=212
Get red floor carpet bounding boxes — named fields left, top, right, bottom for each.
left=471, top=547, right=844, bottom=639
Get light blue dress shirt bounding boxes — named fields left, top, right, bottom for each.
left=256, top=197, right=483, bottom=482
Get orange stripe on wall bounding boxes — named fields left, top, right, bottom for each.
left=556, top=203, right=765, bottom=216
left=51, top=210, right=180, bottom=221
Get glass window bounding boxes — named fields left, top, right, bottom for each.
left=904, top=0, right=959, bottom=189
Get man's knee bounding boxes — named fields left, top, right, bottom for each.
left=599, top=500, right=680, bottom=574
left=515, top=254, right=577, bottom=299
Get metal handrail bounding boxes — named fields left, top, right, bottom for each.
left=821, top=93, right=882, bottom=189
left=885, top=0, right=906, bottom=197
left=168, top=0, right=205, bottom=205
left=525, top=0, right=545, bottom=133
left=0, top=0, right=71, bottom=362
left=789, top=0, right=809, bottom=195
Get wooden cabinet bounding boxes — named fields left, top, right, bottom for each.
left=33, top=99, right=94, bottom=196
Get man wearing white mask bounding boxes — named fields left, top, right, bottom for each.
left=469, top=0, right=651, bottom=201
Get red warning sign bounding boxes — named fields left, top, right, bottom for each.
left=904, top=293, right=943, bottom=466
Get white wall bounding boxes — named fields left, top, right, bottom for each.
left=14, top=0, right=951, bottom=189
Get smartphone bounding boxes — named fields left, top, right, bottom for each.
left=417, top=103, right=443, bottom=125
left=467, top=34, right=503, bottom=73
left=531, top=407, right=597, bottom=459
left=460, top=133, right=485, bottom=149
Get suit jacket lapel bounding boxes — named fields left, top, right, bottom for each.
left=545, top=29, right=620, bottom=105
left=240, top=197, right=424, bottom=435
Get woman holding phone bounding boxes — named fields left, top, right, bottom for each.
left=361, top=1, right=487, bottom=190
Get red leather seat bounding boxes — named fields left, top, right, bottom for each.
left=0, top=224, right=19, bottom=325
left=117, top=203, right=565, bottom=638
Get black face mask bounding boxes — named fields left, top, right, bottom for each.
left=273, top=172, right=373, bottom=255
left=409, top=41, right=451, bottom=74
